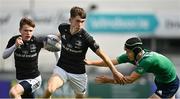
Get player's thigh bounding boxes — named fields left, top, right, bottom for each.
left=48, top=74, right=64, bottom=90
left=69, top=73, right=87, bottom=95
left=10, top=83, right=24, bottom=95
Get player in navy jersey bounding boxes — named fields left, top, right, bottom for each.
left=43, top=6, right=122, bottom=98
left=2, top=17, right=51, bottom=99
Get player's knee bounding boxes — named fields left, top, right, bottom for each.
left=47, top=84, right=57, bottom=93
left=9, top=87, right=19, bottom=97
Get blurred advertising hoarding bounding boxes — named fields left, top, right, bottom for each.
left=86, top=12, right=180, bottom=37
left=0, top=0, right=180, bottom=71
left=0, top=0, right=180, bottom=36
left=0, top=80, right=11, bottom=98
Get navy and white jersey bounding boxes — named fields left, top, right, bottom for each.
left=57, top=23, right=99, bottom=74
left=6, top=35, right=44, bottom=80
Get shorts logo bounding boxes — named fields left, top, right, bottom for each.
left=32, top=81, right=40, bottom=90
left=82, top=89, right=86, bottom=93
left=157, top=90, right=162, bottom=95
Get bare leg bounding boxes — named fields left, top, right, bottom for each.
left=9, top=84, right=24, bottom=99
left=43, top=74, right=64, bottom=98
left=169, top=95, right=175, bottom=99
left=148, top=93, right=161, bottom=99
left=149, top=93, right=176, bottom=99
left=75, top=93, right=84, bottom=99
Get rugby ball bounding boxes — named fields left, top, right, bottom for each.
left=44, top=35, right=61, bottom=52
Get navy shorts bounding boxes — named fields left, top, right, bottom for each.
left=19, top=81, right=34, bottom=98
left=155, top=76, right=179, bottom=98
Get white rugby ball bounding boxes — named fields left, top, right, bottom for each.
left=44, top=35, right=61, bottom=52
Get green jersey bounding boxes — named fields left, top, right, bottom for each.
left=117, top=50, right=177, bottom=83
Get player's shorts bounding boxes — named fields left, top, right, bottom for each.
left=155, top=76, right=179, bottom=98
left=53, top=66, right=87, bottom=95
left=18, top=75, right=42, bottom=93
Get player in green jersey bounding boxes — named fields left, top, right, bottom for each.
left=85, top=37, right=179, bottom=99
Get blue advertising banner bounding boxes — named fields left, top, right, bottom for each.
left=0, top=80, right=11, bottom=98
left=86, top=13, right=158, bottom=34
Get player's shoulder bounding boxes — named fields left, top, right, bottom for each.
left=140, top=51, right=154, bottom=63
left=58, top=23, right=70, bottom=33
left=80, top=28, right=90, bottom=37
left=58, top=23, right=70, bottom=29
left=13, top=35, right=21, bottom=38
left=81, top=28, right=88, bottom=34
left=31, top=35, right=38, bottom=41
left=10, top=35, right=21, bottom=40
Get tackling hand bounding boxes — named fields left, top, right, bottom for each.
left=112, top=71, right=125, bottom=85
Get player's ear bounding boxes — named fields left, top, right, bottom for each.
left=19, top=28, right=22, bottom=34
left=69, top=18, right=72, bottom=23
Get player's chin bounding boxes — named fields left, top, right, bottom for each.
left=23, top=38, right=31, bottom=41
left=76, top=27, right=81, bottom=31
left=24, top=36, right=32, bottom=41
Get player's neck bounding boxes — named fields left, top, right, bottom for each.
left=70, top=27, right=80, bottom=35
left=136, top=50, right=145, bottom=61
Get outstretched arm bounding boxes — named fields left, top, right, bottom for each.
left=85, top=59, right=119, bottom=67
left=95, top=48, right=124, bottom=83
left=96, top=71, right=141, bottom=85
left=120, top=71, right=141, bottom=84
left=96, top=75, right=117, bottom=84
left=95, top=48, right=118, bottom=72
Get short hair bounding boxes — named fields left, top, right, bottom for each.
left=70, top=6, right=86, bottom=19
left=19, top=17, right=35, bottom=29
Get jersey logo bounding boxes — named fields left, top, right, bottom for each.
left=65, top=29, right=68, bottom=32
left=137, top=67, right=144, bottom=73
left=75, top=40, right=82, bottom=46
left=22, top=50, right=28, bottom=54
left=30, top=44, right=36, bottom=53
left=62, top=35, right=66, bottom=40
left=157, top=90, right=162, bottom=96
left=67, top=43, right=73, bottom=48
left=75, top=40, right=82, bottom=49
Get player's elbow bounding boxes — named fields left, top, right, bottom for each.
left=2, top=52, right=9, bottom=59
left=2, top=54, right=8, bottom=59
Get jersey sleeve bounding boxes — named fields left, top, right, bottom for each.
left=84, top=33, right=99, bottom=52
left=116, top=53, right=129, bottom=63
left=58, top=23, right=68, bottom=34
left=6, top=36, right=18, bottom=48
left=35, top=36, right=46, bottom=48
left=134, top=58, right=151, bottom=75
left=116, top=53, right=135, bottom=64
left=58, top=24, right=62, bottom=33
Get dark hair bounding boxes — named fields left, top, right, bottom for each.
left=125, top=37, right=143, bottom=54
left=70, top=6, right=86, bottom=19
left=19, top=17, right=35, bottom=29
